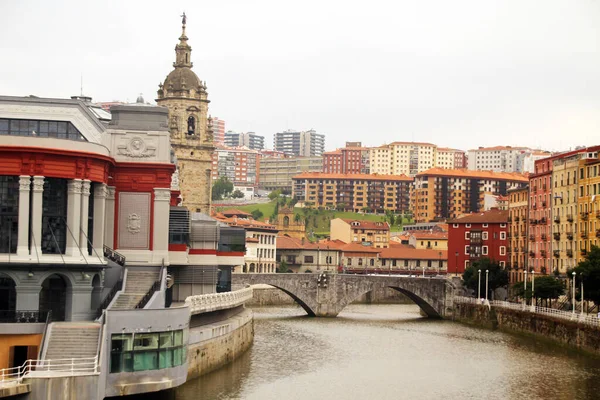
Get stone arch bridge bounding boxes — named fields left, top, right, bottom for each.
left=233, top=273, right=461, bottom=318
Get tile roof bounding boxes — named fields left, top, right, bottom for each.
left=213, top=215, right=277, bottom=230
left=448, top=208, right=509, bottom=224
left=416, top=167, right=529, bottom=182
left=276, top=236, right=345, bottom=250
left=468, top=146, right=530, bottom=152
left=221, top=208, right=252, bottom=217
left=380, top=245, right=448, bottom=260
left=292, top=172, right=413, bottom=182
left=341, top=219, right=390, bottom=231
left=410, top=231, right=448, bottom=240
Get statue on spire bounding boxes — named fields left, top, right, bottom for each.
left=181, top=12, right=187, bottom=25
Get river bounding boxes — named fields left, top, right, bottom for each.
left=140, top=304, right=600, bottom=400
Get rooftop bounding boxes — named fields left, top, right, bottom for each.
left=448, top=208, right=509, bottom=224
left=292, top=172, right=413, bottom=182
left=380, top=245, right=448, bottom=260
left=341, top=219, right=390, bottom=231
left=416, top=167, right=529, bottom=182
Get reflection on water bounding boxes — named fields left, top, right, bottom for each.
left=127, top=304, right=600, bottom=400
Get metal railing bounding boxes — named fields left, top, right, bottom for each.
left=0, top=356, right=98, bottom=386
left=103, top=245, right=126, bottom=267
left=185, top=287, right=253, bottom=315
left=0, top=310, right=50, bottom=323
left=96, top=279, right=123, bottom=316
left=454, top=297, right=600, bottom=328
left=135, top=280, right=160, bottom=309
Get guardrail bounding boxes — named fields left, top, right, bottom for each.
left=103, top=245, right=126, bottom=267
left=0, top=356, right=98, bottom=387
left=0, top=310, right=50, bottom=323
left=454, top=297, right=600, bottom=327
left=185, top=287, right=253, bottom=315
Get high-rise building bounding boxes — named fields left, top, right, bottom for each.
left=210, top=117, right=226, bottom=145
left=258, top=156, right=322, bottom=193
left=273, top=129, right=325, bottom=157
left=211, top=146, right=260, bottom=187
left=412, top=168, right=528, bottom=223
left=156, top=18, right=214, bottom=213
left=467, top=146, right=551, bottom=173
left=323, top=142, right=370, bottom=174
left=224, top=131, right=265, bottom=150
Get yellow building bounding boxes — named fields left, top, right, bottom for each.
left=508, top=186, right=529, bottom=282
left=408, top=231, right=448, bottom=250
left=330, top=218, right=390, bottom=248
left=275, top=206, right=306, bottom=239
left=157, top=16, right=214, bottom=213
left=577, top=153, right=600, bottom=262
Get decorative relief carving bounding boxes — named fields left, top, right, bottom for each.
left=117, top=136, right=156, bottom=158
left=170, top=168, right=180, bottom=191
left=106, top=186, right=116, bottom=200
left=94, top=183, right=108, bottom=198
left=154, top=188, right=172, bottom=202
left=81, top=180, right=91, bottom=196
left=19, top=176, right=31, bottom=191
left=127, top=213, right=141, bottom=234
left=68, top=179, right=83, bottom=194
left=32, top=176, right=45, bottom=192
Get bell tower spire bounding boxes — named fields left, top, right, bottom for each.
left=175, top=12, right=192, bottom=68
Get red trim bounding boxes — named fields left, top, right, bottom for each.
left=170, top=190, right=181, bottom=206
left=189, top=249, right=217, bottom=255
left=168, top=244, right=187, bottom=251
left=0, top=145, right=114, bottom=163
left=216, top=251, right=245, bottom=257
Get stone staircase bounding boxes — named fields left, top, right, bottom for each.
left=109, top=269, right=160, bottom=310
left=44, top=322, right=101, bottom=365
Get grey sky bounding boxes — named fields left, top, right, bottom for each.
left=1, top=0, right=598, bottom=152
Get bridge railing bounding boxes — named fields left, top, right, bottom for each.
left=185, top=287, right=253, bottom=315
left=0, top=356, right=98, bottom=387
left=454, top=296, right=600, bottom=327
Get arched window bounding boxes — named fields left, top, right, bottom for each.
left=283, top=216, right=290, bottom=227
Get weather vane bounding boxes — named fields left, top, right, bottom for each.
left=181, top=12, right=187, bottom=25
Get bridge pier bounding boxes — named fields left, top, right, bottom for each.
left=233, top=273, right=460, bottom=319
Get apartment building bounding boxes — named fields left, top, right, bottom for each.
left=224, top=131, right=265, bottom=150
left=211, top=146, right=260, bottom=187
left=258, top=156, right=322, bottom=193
left=209, top=117, right=226, bottom=145
left=273, top=129, right=325, bottom=156
left=437, top=148, right=467, bottom=169
left=292, top=172, right=412, bottom=213
left=577, top=151, right=600, bottom=263
left=507, top=187, right=529, bottom=282
left=330, top=219, right=390, bottom=248
left=323, top=142, right=370, bottom=174
left=370, top=142, right=437, bottom=176
left=467, top=146, right=551, bottom=173
left=413, top=168, right=528, bottom=223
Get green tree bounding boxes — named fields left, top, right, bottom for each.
left=573, top=245, right=600, bottom=305
left=268, top=189, right=282, bottom=201
left=277, top=260, right=289, bottom=273
left=211, top=177, right=233, bottom=200
left=462, top=258, right=509, bottom=298
left=251, top=209, right=264, bottom=220
left=336, top=203, right=346, bottom=211
left=294, top=213, right=302, bottom=224
left=231, top=189, right=244, bottom=199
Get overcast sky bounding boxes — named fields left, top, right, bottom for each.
left=1, top=0, right=598, bottom=152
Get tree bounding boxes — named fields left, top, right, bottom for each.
left=268, top=189, right=282, bottom=201
left=462, top=258, right=509, bottom=298
left=573, top=245, right=600, bottom=305
left=211, top=177, right=233, bottom=200
left=512, top=276, right=564, bottom=306
left=277, top=260, right=289, bottom=273
left=294, top=213, right=302, bottom=224
left=231, top=189, right=244, bottom=199
left=251, top=209, right=264, bottom=220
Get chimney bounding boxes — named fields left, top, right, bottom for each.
left=301, top=237, right=305, bottom=245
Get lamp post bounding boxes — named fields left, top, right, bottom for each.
left=454, top=251, right=459, bottom=277
left=572, top=271, right=576, bottom=314
left=422, top=262, right=425, bottom=278
left=581, top=277, right=584, bottom=315
left=531, top=270, right=535, bottom=307
left=478, top=269, right=481, bottom=299
left=438, top=251, right=442, bottom=275
left=485, top=269, right=489, bottom=301
left=524, top=268, right=528, bottom=306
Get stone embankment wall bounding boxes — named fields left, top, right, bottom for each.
left=454, top=303, right=600, bottom=355
left=245, top=285, right=412, bottom=306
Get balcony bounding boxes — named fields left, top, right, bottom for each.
left=596, top=211, right=600, bottom=219
left=540, top=250, right=547, bottom=257
left=532, top=203, right=537, bottom=209
left=541, top=234, right=547, bottom=241
left=521, top=247, right=527, bottom=253
left=553, top=232, right=561, bottom=241
left=554, top=216, right=560, bottom=223
left=567, top=250, right=573, bottom=258
left=566, top=232, right=574, bottom=240
left=515, top=216, right=520, bottom=222
left=508, top=216, right=512, bottom=222
left=581, top=231, right=588, bottom=239
left=529, top=234, right=535, bottom=241
left=542, top=201, right=547, bottom=207
left=540, top=217, right=547, bottom=224
left=582, top=248, right=588, bottom=256
left=0, top=310, right=51, bottom=323
left=521, top=232, right=528, bottom=238
left=529, top=250, right=535, bottom=257
left=581, top=212, right=589, bottom=221
left=553, top=250, right=560, bottom=258
left=596, top=229, right=600, bottom=238
left=567, top=214, right=574, bottom=222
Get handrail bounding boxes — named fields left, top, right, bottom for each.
left=0, top=310, right=50, bottom=323
left=96, top=279, right=123, bottom=316
left=37, top=311, right=52, bottom=360
left=135, top=280, right=160, bottom=309
left=185, top=287, right=254, bottom=315
left=103, top=245, right=126, bottom=267
left=0, top=356, right=98, bottom=386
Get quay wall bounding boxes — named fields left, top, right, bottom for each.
left=239, top=285, right=412, bottom=306
left=454, top=302, right=600, bottom=355
left=186, top=308, right=254, bottom=380
left=26, top=375, right=99, bottom=400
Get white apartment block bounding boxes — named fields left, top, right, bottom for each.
left=369, top=142, right=465, bottom=177
left=468, top=146, right=552, bottom=173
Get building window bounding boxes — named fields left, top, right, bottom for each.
left=482, top=232, right=488, bottom=240
left=500, top=232, right=506, bottom=240
left=304, top=256, right=314, bottom=263
left=110, top=330, right=186, bottom=373
left=347, top=258, right=352, bottom=266
left=465, top=245, right=470, bottom=255
left=482, top=246, right=488, bottom=255
left=466, top=223, right=471, bottom=228
left=500, top=223, right=506, bottom=228
left=483, top=223, right=488, bottom=228
left=500, top=246, right=506, bottom=255
left=499, top=261, right=505, bottom=267
left=465, top=231, right=471, bottom=240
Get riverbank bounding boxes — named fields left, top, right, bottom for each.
left=453, top=301, right=600, bottom=356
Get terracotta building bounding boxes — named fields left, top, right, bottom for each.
left=447, top=209, right=509, bottom=275
left=412, top=168, right=528, bottom=223
left=322, top=142, right=370, bottom=174
left=275, top=206, right=306, bottom=240
left=507, top=186, right=529, bottom=282
left=577, top=151, right=600, bottom=263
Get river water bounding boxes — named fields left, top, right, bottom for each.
left=142, top=304, right=600, bottom=400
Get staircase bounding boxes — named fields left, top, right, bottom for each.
left=43, top=322, right=101, bottom=366
left=110, top=269, right=160, bottom=310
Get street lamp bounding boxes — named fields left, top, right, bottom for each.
left=572, top=271, right=577, bottom=314
left=524, top=268, right=528, bottom=306
left=478, top=269, right=481, bottom=299
left=531, top=270, right=535, bottom=307
left=438, top=251, right=442, bottom=275
left=485, top=269, right=489, bottom=301
left=454, top=251, right=459, bottom=277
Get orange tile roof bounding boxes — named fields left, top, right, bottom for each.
left=468, top=145, right=529, bottom=152
left=341, top=219, right=390, bottom=231
left=276, top=236, right=345, bottom=250
left=380, top=245, right=448, bottom=260
left=292, top=172, right=413, bottom=182
left=437, top=147, right=464, bottom=153
left=448, top=208, right=509, bottom=224
left=416, top=167, right=529, bottom=182
left=221, top=208, right=252, bottom=217
left=411, top=231, right=448, bottom=240
left=214, top=215, right=278, bottom=230
left=389, top=141, right=437, bottom=147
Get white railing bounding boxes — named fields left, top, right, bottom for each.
left=185, top=287, right=254, bottom=315
left=454, top=297, right=600, bottom=328
left=0, top=356, right=98, bottom=387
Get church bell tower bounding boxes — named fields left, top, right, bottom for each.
left=157, top=13, right=214, bottom=213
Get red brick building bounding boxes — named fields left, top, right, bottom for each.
left=447, top=209, right=509, bottom=275
left=322, top=142, right=370, bottom=174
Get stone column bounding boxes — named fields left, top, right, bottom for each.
left=69, top=285, right=94, bottom=321
left=79, top=180, right=91, bottom=255
left=152, top=188, right=171, bottom=264
left=92, top=184, right=107, bottom=257
left=30, top=176, right=45, bottom=259
left=104, top=186, right=116, bottom=249
left=15, top=284, right=42, bottom=312
left=17, top=176, right=31, bottom=257
left=66, top=179, right=83, bottom=257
